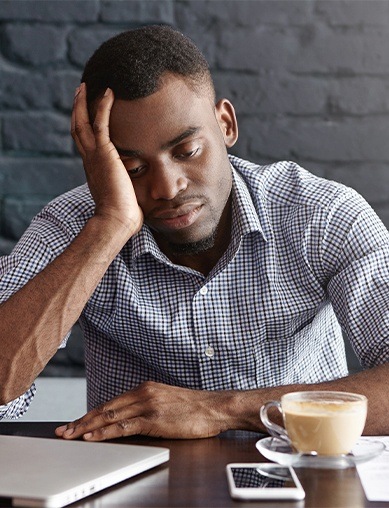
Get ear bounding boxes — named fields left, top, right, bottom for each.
left=214, top=99, right=238, bottom=148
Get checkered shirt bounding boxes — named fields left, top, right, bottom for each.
left=1, top=156, right=388, bottom=419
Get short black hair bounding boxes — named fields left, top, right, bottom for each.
left=82, top=24, right=215, bottom=109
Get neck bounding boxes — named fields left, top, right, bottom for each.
left=168, top=232, right=230, bottom=276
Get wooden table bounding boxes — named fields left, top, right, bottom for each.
left=0, top=422, right=385, bottom=507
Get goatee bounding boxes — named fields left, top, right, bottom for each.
left=168, top=229, right=218, bottom=256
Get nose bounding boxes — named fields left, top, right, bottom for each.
left=149, top=162, right=188, bottom=200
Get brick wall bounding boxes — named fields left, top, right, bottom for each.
left=1, top=0, right=387, bottom=375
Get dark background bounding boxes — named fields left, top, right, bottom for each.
left=2, top=0, right=388, bottom=375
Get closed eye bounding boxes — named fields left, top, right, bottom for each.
left=174, top=148, right=199, bottom=160
left=125, top=164, right=147, bottom=177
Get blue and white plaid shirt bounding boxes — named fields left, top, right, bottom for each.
left=1, top=156, right=389, bottom=419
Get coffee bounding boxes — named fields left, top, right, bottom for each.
left=260, top=391, right=367, bottom=456
left=283, top=398, right=367, bottom=455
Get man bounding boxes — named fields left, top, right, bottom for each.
left=0, top=25, right=388, bottom=441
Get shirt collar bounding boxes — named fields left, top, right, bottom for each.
left=129, top=157, right=267, bottom=263
left=230, top=163, right=266, bottom=241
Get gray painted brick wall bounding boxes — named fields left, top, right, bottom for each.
left=1, top=0, right=387, bottom=375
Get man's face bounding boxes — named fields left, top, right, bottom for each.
left=108, top=74, right=238, bottom=255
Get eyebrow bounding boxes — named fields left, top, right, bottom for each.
left=115, top=127, right=201, bottom=158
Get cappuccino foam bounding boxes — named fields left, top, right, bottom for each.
left=283, top=399, right=367, bottom=455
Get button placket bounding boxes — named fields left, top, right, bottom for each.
left=199, top=287, right=214, bottom=358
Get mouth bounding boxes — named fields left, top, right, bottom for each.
left=152, top=204, right=204, bottom=230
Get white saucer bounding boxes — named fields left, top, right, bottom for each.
left=256, top=437, right=385, bottom=469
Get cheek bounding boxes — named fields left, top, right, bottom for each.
left=217, top=171, right=233, bottom=204
left=196, top=149, right=232, bottom=200
left=209, top=149, right=232, bottom=194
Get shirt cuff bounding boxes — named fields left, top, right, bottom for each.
left=0, top=384, right=36, bottom=420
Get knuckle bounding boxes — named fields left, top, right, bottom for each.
left=94, top=403, right=117, bottom=422
left=92, top=120, right=105, bottom=134
left=104, top=409, right=117, bottom=422
left=96, top=403, right=109, bottom=416
left=116, top=419, right=131, bottom=434
left=94, top=426, right=108, bottom=438
left=139, top=380, right=157, bottom=394
left=73, top=122, right=84, bottom=136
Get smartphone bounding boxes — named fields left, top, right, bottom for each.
left=226, top=463, right=305, bottom=500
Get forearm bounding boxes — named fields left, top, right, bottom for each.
left=54, top=364, right=388, bottom=441
left=0, top=215, right=133, bottom=403
left=223, top=363, right=389, bottom=435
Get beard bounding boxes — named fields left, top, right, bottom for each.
left=167, top=227, right=218, bottom=256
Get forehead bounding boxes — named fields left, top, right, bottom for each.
left=108, top=76, right=215, bottom=148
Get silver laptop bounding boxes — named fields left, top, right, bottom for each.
left=0, top=434, right=169, bottom=507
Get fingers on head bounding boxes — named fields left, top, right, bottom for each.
left=92, top=89, right=114, bottom=143
left=71, top=85, right=114, bottom=152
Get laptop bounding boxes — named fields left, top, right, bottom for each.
left=0, top=434, right=169, bottom=507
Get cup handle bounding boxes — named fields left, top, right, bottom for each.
left=260, top=401, right=290, bottom=444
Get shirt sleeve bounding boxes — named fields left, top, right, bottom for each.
left=0, top=212, right=74, bottom=301
left=0, top=384, right=36, bottom=420
left=316, top=189, right=389, bottom=369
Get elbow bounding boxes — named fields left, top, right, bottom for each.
left=0, top=351, right=39, bottom=405
left=0, top=370, right=33, bottom=405
left=0, top=386, right=23, bottom=405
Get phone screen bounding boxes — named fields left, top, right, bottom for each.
left=230, top=465, right=296, bottom=489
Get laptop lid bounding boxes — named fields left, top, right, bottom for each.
left=0, top=434, right=169, bottom=508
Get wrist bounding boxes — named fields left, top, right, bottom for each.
left=71, top=215, right=138, bottom=266
left=90, top=211, right=142, bottom=243
left=216, top=390, right=265, bottom=433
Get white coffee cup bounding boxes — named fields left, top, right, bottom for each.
left=260, top=391, right=368, bottom=456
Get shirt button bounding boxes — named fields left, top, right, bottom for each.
left=205, top=346, right=214, bottom=358
left=199, top=286, right=208, bottom=295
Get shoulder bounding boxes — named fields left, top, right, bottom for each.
left=32, top=184, right=94, bottom=233
left=229, top=155, right=353, bottom=210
